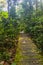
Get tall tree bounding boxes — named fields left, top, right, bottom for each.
left=7, top=0, right=17, bottom=18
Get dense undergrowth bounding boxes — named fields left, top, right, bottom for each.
left=25, top=11, right=43, bottom=52
left=0, top=12, right=19, bottom=64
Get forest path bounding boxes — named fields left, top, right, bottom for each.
left=15, top=33, right=43, bottom=65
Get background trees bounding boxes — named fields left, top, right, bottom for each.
left=15, top=0, right=43, bottom=52
left=7, top=0, right=18, bottom=18
left=0, top=0, right=43, bottom=64
left=0, top=0, right=7, bottom=11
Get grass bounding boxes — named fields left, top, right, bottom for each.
left=14, top=37, right=23, bottom=65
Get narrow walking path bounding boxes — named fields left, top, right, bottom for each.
left=15, top=33, right=43, bottom=65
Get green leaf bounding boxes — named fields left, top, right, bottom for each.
left=11, top=62, right=16, bottom=65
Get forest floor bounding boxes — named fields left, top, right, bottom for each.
left=15, top=33, right=43, bottom=65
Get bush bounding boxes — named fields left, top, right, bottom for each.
left=25, top=13, right=43, bottom=52
left=0, top=12, right=19, bottom=62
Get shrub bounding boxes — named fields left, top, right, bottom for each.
left=0, top=12, right=19, bottom=62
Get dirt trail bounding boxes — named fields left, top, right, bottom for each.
left=15, top=33, right=43, bottom=65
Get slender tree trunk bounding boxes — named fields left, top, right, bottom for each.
left=7, top=0, right=10, bottom=17
left=40, top=0, right=43, bottom=10
left=35, top=0, right=38, bottom=17
left=29, top=0, right=33, bottom=19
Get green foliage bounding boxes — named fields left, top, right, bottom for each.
left=25, top=11, right=43, bottom=51
left=0, top=11, right=8, bottom=18
left=0, top=0, right=43, bottom=62
left=11, top=62, right=16, bottom=65
left=0, top=12, right=19, bottom=62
